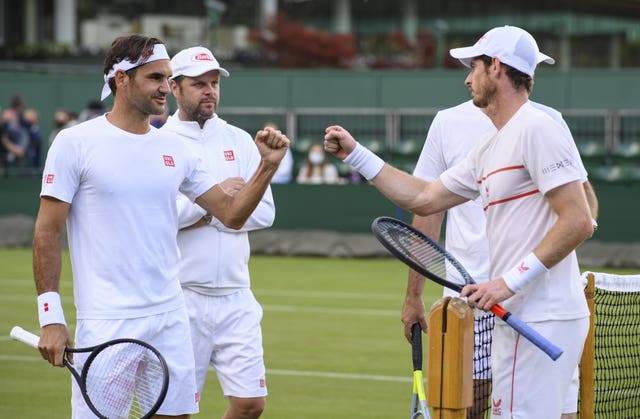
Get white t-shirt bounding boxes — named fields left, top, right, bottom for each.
left=41, top=115, right=216, bottom=319
left=439, top=102, right=590, bottom=322
left=162, top=113, right=275, bottom=294
left=415, top=100, right=587, bottom=290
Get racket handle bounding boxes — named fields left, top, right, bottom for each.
left=411, top=323, right=423, bottom=371
left=10, top=326, right=40, bottom=348
left=499, top=312, right=564, bottom=361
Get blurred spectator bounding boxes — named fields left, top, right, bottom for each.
left=78, top=100, right=104, bottom=122
left=48, top=109, right=70, bottom=146
left=296, top=143, right=340, bottom=184
left=23, top=108, right=42, bottom=167
left=266, top=122, right=293, bottom=183
left=66, top=111, right=80, bottom=128
left=1, top=108, right=29, bottom=164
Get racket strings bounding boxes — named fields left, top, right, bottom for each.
left=84, top=342, right=166, bottom=419
left=380, top=224, right=447, bottom=278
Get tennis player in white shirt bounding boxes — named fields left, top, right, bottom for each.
left=404, top=99, right=598, bottom=418
left=32, top=35, right=289, bottom=419
left=162, top=46, right=273, bottom=419
left=326, top=26, right=595, bottom=418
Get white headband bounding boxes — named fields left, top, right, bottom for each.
left=100, top=43, right=170, bottom=101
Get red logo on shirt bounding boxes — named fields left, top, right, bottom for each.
left=224, top=150, right=235, bottom=161
left=259, top=378, right=265, bottom=388
left=43, top=303, right=49, bottom=312
left=45, top=174, right=54, bottom=184
left=163, top=155, right=175, bottom=167
left=195, top=392, right=200, bottom=403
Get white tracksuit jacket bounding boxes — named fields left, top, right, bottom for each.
left=162, top=112, right=275, bottom=295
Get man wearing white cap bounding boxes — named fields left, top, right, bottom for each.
left=324, top=26, right=594, bottom=417
left=402, top=45, right=598, bottom=418
left=33, top=35, right=290, bottom=418
left=162, top=46, right=273, bottom=419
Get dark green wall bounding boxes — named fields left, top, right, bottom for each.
left=1, top=178, right=638, bottom=243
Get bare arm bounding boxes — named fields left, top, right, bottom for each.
left=32, top=197, right=73, bottom=366
left=196, top=127, right=289, bottom=229
left=324, top=125, right=467, bottom=216
left=583, top=180, right=598, bottom=220
left=401, top=212, right=445, bottom=342
left=462, top=180, right=593, bottom=311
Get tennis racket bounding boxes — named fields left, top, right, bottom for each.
left=371, top=216, right=563, bottom=361
left=10, top=326, right=169, bottom=419
left=410, top=323, right=430, bottom=418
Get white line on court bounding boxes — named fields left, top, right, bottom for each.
left=0, top=354, right=409, bottom=382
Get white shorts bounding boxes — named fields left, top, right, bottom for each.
left=71, top=309, right=199, bottom=418
left=183, top=287, right=268, bottom=399
left=490, top=317, right=589, bottom=418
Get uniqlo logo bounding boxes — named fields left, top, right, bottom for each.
left=163, top=155, right=175, bottom=167
left=43, top=302, right=49, bottom=312
left=45, top=174, right=54, bottom=184
left=194, top=392, right=200, bottom=403
left=224, top=150, right=235, bottom=161
left=259, top=378, right=265, bottom=388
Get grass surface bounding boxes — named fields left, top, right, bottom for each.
left=0, top=248, right=636, bottom=418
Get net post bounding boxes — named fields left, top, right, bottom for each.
left=579, top=272, right=595, bottom=419
left=427, top=296, right=474, bottom=418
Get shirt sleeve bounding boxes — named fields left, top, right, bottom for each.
left=523, top=121, right=583, bottom=194
left=40, top=129, right=81, bottom=203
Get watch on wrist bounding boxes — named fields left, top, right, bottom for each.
left=203, top=212, right=213, bottom=225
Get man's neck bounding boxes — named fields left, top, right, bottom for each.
left=485, top=90, right=528, bottom=130
left=107, top=102, right=151, bottom=135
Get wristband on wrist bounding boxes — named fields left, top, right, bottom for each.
left=343, top=143, right=385, bottom=180
left=501, top=253, right=548, bottom=293
left=37, top=291, right=67, bottom=327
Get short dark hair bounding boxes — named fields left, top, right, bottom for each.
left=478, top=55, right=533, bottom=93
left=103, top=34, right=165, bottom=97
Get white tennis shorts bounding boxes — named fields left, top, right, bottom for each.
left=183, top=287, right=268, bottom=399
left=489, top=316, right=589, bottom=418
left=71, top=308, right=199, bottom=418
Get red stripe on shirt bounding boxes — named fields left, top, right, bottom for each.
left=477, top=165, right=526, bottom=184
left=483, top=189, right=540, bottom=211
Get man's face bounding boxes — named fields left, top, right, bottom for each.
left=124, top=59, right=172, bottom=116
left=465, top=58, right=497, bottom=109
left=170, top=70, right=221, bottom=124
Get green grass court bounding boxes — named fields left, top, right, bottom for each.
left=0, top=248, right=635, bottom=418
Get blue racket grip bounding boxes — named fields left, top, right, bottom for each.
left=503, top=313, right=563, bottom=361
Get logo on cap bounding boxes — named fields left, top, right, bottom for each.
left=193, top=53, right=214, bottom=62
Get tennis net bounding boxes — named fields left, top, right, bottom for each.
left=579, top=271, right=640, bottom=418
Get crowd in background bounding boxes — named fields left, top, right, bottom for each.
left=0, top=93, right=365, bottom=185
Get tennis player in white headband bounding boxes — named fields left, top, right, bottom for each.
left=100, top=42, right=171, bottom=101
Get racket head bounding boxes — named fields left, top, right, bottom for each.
left=371, top=216, right=473, bottom=292
left=74, top=338, right=169, bottom=419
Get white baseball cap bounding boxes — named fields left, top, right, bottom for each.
left=449, top=26, right=555, bottom=77
left=169, top=46, right=229, bottom=80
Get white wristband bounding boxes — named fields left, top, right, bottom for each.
left=37, top=291, right=67, bottom=327
left=501, top=253, right=548, bottom=293
left=343, top=143, right=385, bottom=180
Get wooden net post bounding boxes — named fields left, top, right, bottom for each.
left=427, top=296, right=474, bottom=419
left=579, top=272, right=596, bottom=419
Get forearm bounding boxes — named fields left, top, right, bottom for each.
left=33, top=226, right=63, bottom=295
left=533, top=213, right=592, bottom=269
left=198, top=160, right=278, bottom=230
